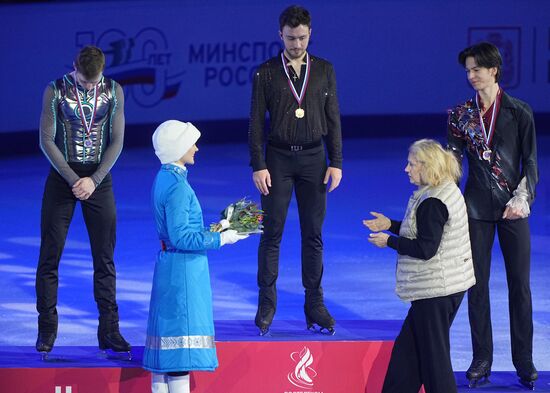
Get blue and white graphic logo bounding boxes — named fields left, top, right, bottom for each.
left=76, top=28, right=185, bottom=108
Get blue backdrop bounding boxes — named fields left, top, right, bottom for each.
left=0, top=0, right=549, bottom=134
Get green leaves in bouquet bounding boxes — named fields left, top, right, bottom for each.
left=210, top=197, right=264, bottom=234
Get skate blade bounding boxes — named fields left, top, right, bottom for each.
left=307, top=324, right=335, bottom=336
left=468, top=376, right=490, bottom=388
left=98, top=349, right=132, bottom=361
left=38, top=351, right=50, bottom=361
left=320, top=327, right=336, bottom=336
left=258, top=327, right=271, bottom=337
left=518, top=379, right=535, bottom=390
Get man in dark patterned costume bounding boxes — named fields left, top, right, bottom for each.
left=447, top=42, right=538, bottom=390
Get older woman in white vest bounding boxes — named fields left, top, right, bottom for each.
left=364, top=139, right=475, bottom=393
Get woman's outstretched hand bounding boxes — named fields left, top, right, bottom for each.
left=363, top=211, right=391, bottom=232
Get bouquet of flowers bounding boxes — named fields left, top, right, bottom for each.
left=210, top=198, right=264, bottom=235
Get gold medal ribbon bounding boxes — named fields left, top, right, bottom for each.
left=281, top=52, right=310, bottom=116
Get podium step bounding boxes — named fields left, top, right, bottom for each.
left=2, top=321, right=546, bottom=392
left=0, top=341, right=393, bottom=393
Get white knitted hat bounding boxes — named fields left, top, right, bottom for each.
left=152, top=120, right=201, bottom=164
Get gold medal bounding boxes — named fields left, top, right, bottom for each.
left=282, top=52, right=310, bottom=120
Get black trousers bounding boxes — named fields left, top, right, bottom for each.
left=467, top=217, right=533, bottom=366
left=36, top=165, right=119, bottom=333
left=382, top=292, right=464, bottom=393
left=257, top=145, right=327, bottom=307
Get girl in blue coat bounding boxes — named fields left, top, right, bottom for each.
left=143, top=120, right=248, bottom=393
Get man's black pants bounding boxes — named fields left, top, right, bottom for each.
left=467, top=217, right=533, bottom=367
left=257, top=144, right=327, bottom=308
left=36, top=165, right=119, bottom=334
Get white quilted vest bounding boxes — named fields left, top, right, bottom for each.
left=396, top=181, right=475, bottom=302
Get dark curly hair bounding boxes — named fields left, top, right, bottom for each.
left=279, top=5, right=311, bottom=31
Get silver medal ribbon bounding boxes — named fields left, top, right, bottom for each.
left=73, top=72, right=99, bottom=144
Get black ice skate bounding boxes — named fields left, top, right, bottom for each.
left=516, top=361, right=538, bottom=390
left=98, top=327, right=131, bottom=360
left=35, top=332, right=56, bottom=360
left=255, top=300, right=276, bottom=336
left=304, top=303, right=335, bottom=335
left=466, top=359, right=491, bottom=388
left=304, top=288, right=335, bottom=335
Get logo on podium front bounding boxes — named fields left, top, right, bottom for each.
left=287, top=346, right=318, bottom=390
